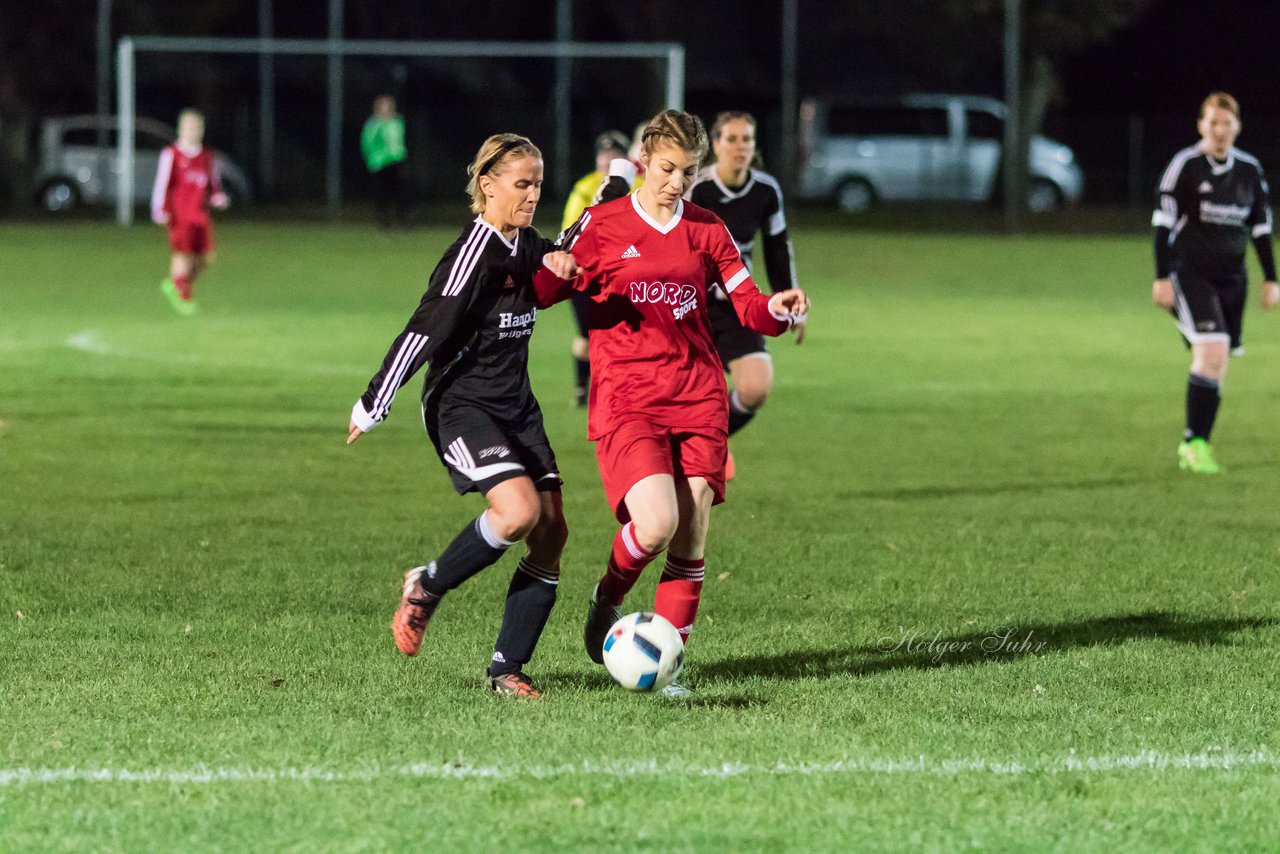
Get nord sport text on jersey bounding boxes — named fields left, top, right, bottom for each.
left=629, top=281, right=699, bottom=319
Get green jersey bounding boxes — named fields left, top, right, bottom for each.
left=361, top=115, right=407, bottom=172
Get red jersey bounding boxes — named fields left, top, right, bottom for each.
left=151, top=143, right=222, bottom=226
left=538, top=194, right=798, bottom=440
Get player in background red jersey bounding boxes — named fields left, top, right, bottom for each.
left=151, top=109, right=229, bottom=316
left=536, top=110, right=809, bottom=696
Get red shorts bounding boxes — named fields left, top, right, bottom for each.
left=167, top=222, right=213, bottom=255
left=594, top=420, right=727, bottom=522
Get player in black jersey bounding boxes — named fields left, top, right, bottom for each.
left=686, top=112, right=804, bottom=479
left=1151, top=93, right=1279, bottom=474
left=346, top=134, right=578, bottom=698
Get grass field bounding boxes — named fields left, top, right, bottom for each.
left=2, top=220, right=1279, bottom=851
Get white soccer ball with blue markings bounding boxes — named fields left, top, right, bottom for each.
left=602, top=612, right=685, bottom=692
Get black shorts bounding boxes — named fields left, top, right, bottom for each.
left=1170, top=268, right=1246, bottom=350
left=424, top=402, right=562, bottom=496
left=707, top=293, right=767, bottom=366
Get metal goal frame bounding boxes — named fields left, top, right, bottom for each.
left=116, top=36, right=685, bottom=224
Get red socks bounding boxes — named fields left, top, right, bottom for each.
left=174, top=275, right=193, bottom=300
left=655, top=555, right=705, bottom=640
left=597, top=524, right=706, bottom=640
left=597, top=522, right=658, bottom=606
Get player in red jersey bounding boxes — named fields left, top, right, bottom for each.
left=150, top=109, right=229, bottom=316
left=536, top=110, right=809, bottom=696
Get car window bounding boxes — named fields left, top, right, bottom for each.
left=965, top=110, right=1003, bottom=140
left=826, top=105, right=948, bottom=138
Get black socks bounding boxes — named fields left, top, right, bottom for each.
left=1185, top=373, right=1221, bottom=441
left=489, top=557, right=560, bottom=676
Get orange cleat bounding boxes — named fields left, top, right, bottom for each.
left=724, top=450, right=736, bottom=481
left=392, top=565, right=441, bottom=656
left=488, top=671, right=541, bottom=698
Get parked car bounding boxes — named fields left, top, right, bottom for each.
left=798, top=94, right=1083, bottom=213
left=35, top=115, right=251, bottom=213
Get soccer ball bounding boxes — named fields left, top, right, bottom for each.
left=602, top=612, right=685, bottom=691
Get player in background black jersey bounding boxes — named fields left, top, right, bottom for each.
left=1151, top=93, right=1279, bottom=474
left=686, top=112, right=804, bottom=480
left=346, top=134, right=577, bottom=698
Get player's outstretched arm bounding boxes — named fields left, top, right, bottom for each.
left=767, top=288, right=810, bottom=326
left=347, top=244, right=488, bottom=444
left=533, top=252, right=580, bottom=308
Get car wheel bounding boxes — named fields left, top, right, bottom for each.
left=40, top=179, right=80, bottom=213
left=1027, top=179, right=1062, bottom=213
left=835, top=178, right=875, bottom=213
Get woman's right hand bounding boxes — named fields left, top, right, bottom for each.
left=1152, top=278, right=1174, bottom=310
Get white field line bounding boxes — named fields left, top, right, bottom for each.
left=2, top=750, right=1276, bottom=787
left=63, top=329, right=366, bottom=377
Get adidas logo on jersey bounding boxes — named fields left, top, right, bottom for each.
left=621, top=245, right=641, bottom=259
left=1198, top=180, right=1214, bottom=193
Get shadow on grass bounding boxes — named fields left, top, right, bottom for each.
left=700, top=611, right=1276, bottom=683
left=531, top=667, right=764, bottom=707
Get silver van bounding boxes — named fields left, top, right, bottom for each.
left=798, top=94, right=1083, bottom=213
left=35, top=115, right=251, bottom=213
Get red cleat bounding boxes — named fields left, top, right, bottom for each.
left=392, top=565, right=441, bottom=656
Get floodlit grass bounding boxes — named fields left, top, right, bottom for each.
left=2, top=220, right=1278, bottom=851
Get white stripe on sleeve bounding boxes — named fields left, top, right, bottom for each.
left=443, top=225, right=491, bottom=297
left=723, top=266, right=750, bottom=294
left=369, top=332, right=428, bottom=421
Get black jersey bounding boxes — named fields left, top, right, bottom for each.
left=687, top=166, right=796, bottom=293
left=1153, top=145, right=1273, bottom=278
left=354, top=217, right=554, bottom=430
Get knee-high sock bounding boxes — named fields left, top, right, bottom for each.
left=728, top=389, right=756, bottom=436
left=1185, top=373, right=1221, bottom=441
left=422, top=511, right=514, bottom=596
left=597, top=521, right=659, bottom=606
left=490, top=557, right=559, bottom=676
left=654, top=555, right=705, bottom=641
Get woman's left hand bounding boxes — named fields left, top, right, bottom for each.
left=769, top=288, right=809, bottom=320
left=1262, top=281, right=1280, bottom=310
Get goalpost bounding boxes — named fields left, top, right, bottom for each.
left=116, top=36, right=686, bottom=225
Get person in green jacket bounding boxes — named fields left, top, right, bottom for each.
left=361, top=95, right=409, bottom=229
